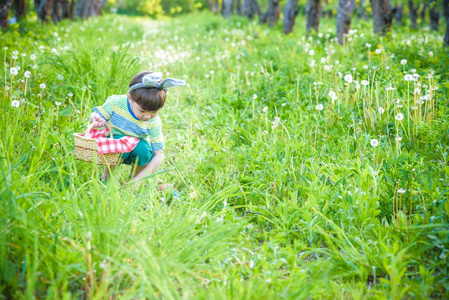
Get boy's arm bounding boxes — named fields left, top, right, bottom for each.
left=130, top=150, right=165, bottom=183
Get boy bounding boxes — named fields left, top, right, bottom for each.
left=89, top=71, right=185, bottom=183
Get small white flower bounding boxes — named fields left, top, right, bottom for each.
left=400, top=59, right=407, bottom=65
left=57, top=74, right=64, bottom=80
left=32, top=65, right=38, bottom=70
left=329, top=91, right=337, bottom=99
left=40, top=83, right=46, bottom=89
left=375, top=48, right=382, bottom=55
left=378, top=107, right=385, bottom=114
left=68, top=92, right=74, bottom=97
left=272, top=121, right=279, bottom=129
left=274, top=116, right=280, bottom=122
left=55, top=101, right=62, bottom=106
left=281, top=103, right=286, bottom=107
left=11, top=100, right=20, bottom=107
left=315, top=104, right=324, bottom=111
left=428, top=51, right=433, bottom=57
left=204, top=74, right=209, bottom=78
left=320, top=57, right=326, bottom=64
left=24, top=71, right=31, bottom=78
left=404, top=74, right=413, bottom=81
left=398, top=188, right=406, bottom=194
left=366, top=43, right=371, bottom=48
left=309, top=50, right=315, bottom=56
left=210, top=70, right=214, bottom=74
left=262, top=130, right=268, bottom=135
left=2, top=46, right=7, bottom=50
left=309, top=60, right=316, bottom=67
left=263, top=107, right=268, bottom=113
left=363, top=65, right=368, bottom=69
left=10, top=67, right=18, bottom=76
left=370, top=139, right=379, bottom=147
left=12, top=50, right=19, bottom=55
left=395, top=136, right=402, bottom=142
left=395, top=113, right=404, bottom=121
left=30, top=54, right=36, bottom=60
left=361, top=80, right=369, bottom=86
left=344, top=74, right=353, bottom=83
left=51, top=48, right=58, bottom=55
left=414, top=88, right=421, bottom=94
left=410, top=68, right=417, bottom=73
left=252, top=94, right=257, bottom=100
left=412, top=73, right=420, bottom=81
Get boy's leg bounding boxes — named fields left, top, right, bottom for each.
left=130, top=163, right=148, bottom=179
left=101, top=158, right=124, bottom=181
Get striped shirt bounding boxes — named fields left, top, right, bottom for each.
left=93, top=95, right=164, bottom=151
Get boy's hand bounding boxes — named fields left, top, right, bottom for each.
left=90, top=112, right=106, bottom=127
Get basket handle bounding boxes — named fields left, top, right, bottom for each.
left=86, top=122, right=114, bottom=138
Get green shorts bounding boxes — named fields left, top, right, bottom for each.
left=113, top=135, right=154, bottom=166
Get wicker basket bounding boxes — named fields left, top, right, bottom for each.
left=74, top=123, right=120, bottom=165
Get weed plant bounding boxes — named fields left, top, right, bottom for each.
left=1, top=12, right=449, bottom=299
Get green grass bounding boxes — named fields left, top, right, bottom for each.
left=1, top=11, right=449, bottom=299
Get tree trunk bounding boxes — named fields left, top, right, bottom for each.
left=306, top=0, right=321, bottom=34
left=409, top=0, right=418, bottom=29
left=251, top=0, right=261, bottom=18
left=61, top=0, right=70, bottom=18
left=243, top=0, right=260, bottom=18
left=51, top=0, right=61, bottom=22
left=429, top=1, right=439, bottom=31
left=336, top=0, right=354, bottom=45
left=444, top=0, right=449, bottom=46
left=0, top=0, right=12, bottom=29
left=283, top=0, right=298, bottom=34
left=369, top=0, right=394, bottom=36
left=13, top=0, right=27, bottom=19
left=421, top=2, right=427, bottom=20
left=265, top=0, right=280, bottom=27
left=75, top=0, right=86, bottom=18
left=222, top=0, right=233, bottom=18
left=394, top=4, right=403, bottom=25
left=206, top=0, right=218, bottom=13
left=235, top=0, right=241, bottom=14
left=357, top=0, right=367, bottom=19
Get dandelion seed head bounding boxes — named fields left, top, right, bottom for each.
left=40, top=83, right=46, bottom=89
left=370, top=139, right=379, bottom=147
left=395, top=113, right=404, bottom=121
left=10, top=67, right=18, bottom=76
left=400, top=59, right=407, bottom=65
left=11, top=100, right=20, bottom=107
left=404, top=74, right=413, bottom=81
left=24, top=71, right=31, bottom=78
left=398, top=188, right=406, bottom=194
left=263, top=107, right=268, bottom=113
left=315, top=104, right=324, bottom=111
left=344, top=74, right=353, bottom=83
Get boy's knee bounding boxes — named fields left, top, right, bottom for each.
left=133, top=141, right=153, bottom=166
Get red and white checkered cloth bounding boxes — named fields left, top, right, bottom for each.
left=83, top=127, right=140, bottom=155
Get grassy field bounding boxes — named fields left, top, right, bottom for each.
left=1, top=11, right=449, bottom=299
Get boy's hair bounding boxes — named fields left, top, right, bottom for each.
left=129, top=71, right=166, bottom=111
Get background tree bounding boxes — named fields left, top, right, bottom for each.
left=394, top=3, right=403, bottom=25
left=336, top=0, right=354, bottom=44
left=429, top=0, right=439, bottom=31
left=242, top=0, right=260, bottom=18
left=306, top=0, right=321, bottom=34
left=369, top=0, right=395, bottom=35
left=0, top=0, right=12, bottom=29
left=445, top=0, right=449, bottom=46
left=283, top=0, right=298, bottom=34
left=260, top=0, right=280, bottom=26
left=222, top=0, right=233, bottom=18
left=408, top=0, right=418, bottom=29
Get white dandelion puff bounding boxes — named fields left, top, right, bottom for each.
left=370, top=139, right=379, bottom=147
left=11, top=100, right=20, bottom=107
left=395, top=113, right=404, bottom=121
